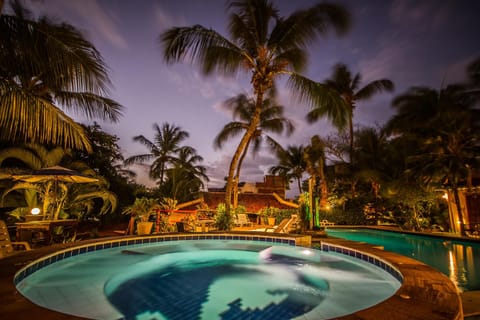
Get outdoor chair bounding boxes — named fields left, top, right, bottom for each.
left=234, top=213, right=252, bottom=227
left=320, top=219, right=335, bottom=227
left=0, top=220, right=31, bottom=258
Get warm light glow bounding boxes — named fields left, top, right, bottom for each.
left=448, top=250, right=459, bottom=287
left=301, top=249, right=313, bottom=256
left=442, top=193, right=448, bottom=200
left=30, top=207, right=41, bottom=215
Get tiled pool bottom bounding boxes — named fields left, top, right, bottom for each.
left=14, top=234, right=402, bottom=320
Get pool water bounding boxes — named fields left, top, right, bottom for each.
left=326, top=228, right=480, bottom=291
left=16, top=240, right=400, bottom=320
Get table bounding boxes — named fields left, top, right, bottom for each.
left=16, top=219, right=78, bottom=245
left=195, top=219, right=215, bottom=232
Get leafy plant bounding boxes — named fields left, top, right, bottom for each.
left=214, top=203, right=234, bottom=231
left=122, top=197, right=159, bottom=222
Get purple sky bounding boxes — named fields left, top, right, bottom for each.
left=16, top=0, right=480, bottom=197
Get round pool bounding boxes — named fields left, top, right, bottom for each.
left=15, top=238, right=401, bottom=319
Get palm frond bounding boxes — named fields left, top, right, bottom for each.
left=270, top=3, right=350, bottom=54
left=54, top=91, right=123, bottom=122
left=287, top=73, right=349, bottom=129
left=0, top=147, right=43, bottom=168
left=161, top=25, right=242, bottom=75
left=355, top=79, right=394, bottom=100
left=214, top=122, right=248, bottom=149
left=0, top=82, right=92, bottom=151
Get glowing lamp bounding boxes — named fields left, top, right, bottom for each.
left=31, top=207, right=41, bottom=215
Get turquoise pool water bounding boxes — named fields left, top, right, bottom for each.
left=16, top=239, right=400, bottom=319
left=326, top=228, right=480, bottom=291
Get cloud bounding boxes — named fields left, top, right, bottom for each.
left=389, top=0, right=450, bottom=32
left=152, top=3, right=187, bottom=31
left=26, top=0, right=128, bottom=49
left=205, top=150, right=277, bottom=189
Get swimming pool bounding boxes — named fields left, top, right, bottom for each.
left=15, top=237, right=401, bottom=320
left=326, top=228, right=480, bottom=291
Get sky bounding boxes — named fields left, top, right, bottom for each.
left=12, top=0, right=480, bottom=197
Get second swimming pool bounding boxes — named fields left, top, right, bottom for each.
left=326, top=228, right=480, bottom=291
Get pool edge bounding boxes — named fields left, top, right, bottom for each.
left=1, top=232, right=463, bottom=320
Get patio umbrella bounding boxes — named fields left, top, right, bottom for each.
left=13, top=166, right=99, bottom=220
left=12, top=166, right=99, bottom=184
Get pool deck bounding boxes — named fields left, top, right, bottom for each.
left=0, top=231, right=477, bottom=320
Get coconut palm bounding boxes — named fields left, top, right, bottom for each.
left=0, top=0, right=122, bottom=151
left=161, top=0, right=350, bottom=212
left=269, top=145, right=307, bottom=194
left=353, top=127, right=389, bottom=199
left=125, top=123, right=190, bottom=187
left=308, top=63, right=394, bottom=163
left=162, top=146, right=209, bottom=202
left=304, top=135, right=328, bottom=229
left=0, top=143, right=118, bottom=220
left=214, top=91, right=294, bottom=206
left=0, top=143, right=68, bottom=170
left=386, top=84, right=480, bottom=235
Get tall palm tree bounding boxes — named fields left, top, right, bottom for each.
left=304, top=135, right=328, bottom=229
left=214, top=91, right=294, bottom=206
left=0, top=0, right=122, bottom=151
left=161, top=0, right=350, bottom=212
left=125, top=123, right=190, bottom=186
left=269, top=145, right=307, bottom=194
left=308, top=63, right=394, bottom=163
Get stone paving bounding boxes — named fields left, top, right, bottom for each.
left=0, top=232, right=474, bottom=320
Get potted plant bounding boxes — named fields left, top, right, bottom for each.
left=122, top=197, right=158, bottom=235
left=260, top=207, right=278, bottom=226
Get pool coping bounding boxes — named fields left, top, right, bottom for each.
left=0, top=232, right=463, bottom=320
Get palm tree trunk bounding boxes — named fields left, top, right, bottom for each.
left=452, top=186, right=466, bottom=236
left=348, top=111, right=354, bottom=164
left=319, top=162, right=328, bottom=210
left=233, top=140, right=251, bottom=209
left=224, top=92, right=264, bottom=213
left=297, top=177, right=302, bottom=195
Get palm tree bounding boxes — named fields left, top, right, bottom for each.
left=0, top=0, right=122, bottom=151
left=0, top=148, right=117, bottom=220
left=386, top=84, right=479, bottom=235
left=308, top=63, right=394, bottom=164
left=0, top=143, right=66, bottom=169
left=125, top=123, right=190, bottom=187
left=214, top=91, right=294, bottom=206
left=162, top=146, right=209, bottom=202
left=269, top=145, right=307, bottom=194
left=304, top=135, right=328, bottom=229
left=353, top=127, right=389, bottom=199
left=161, top=0, right=350, bottom=212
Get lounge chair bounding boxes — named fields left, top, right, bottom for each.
left=320, top=219, right=335, bottom=227
left=234, top=213, right=252, bottom=227
left=0, top=220, right=31, bottom=258
left=265, top=214, right=298, bottom=233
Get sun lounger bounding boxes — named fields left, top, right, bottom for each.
left=0, top=220, right=31, bottom=258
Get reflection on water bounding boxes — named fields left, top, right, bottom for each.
left=326, top=229, right=480, bottom=291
